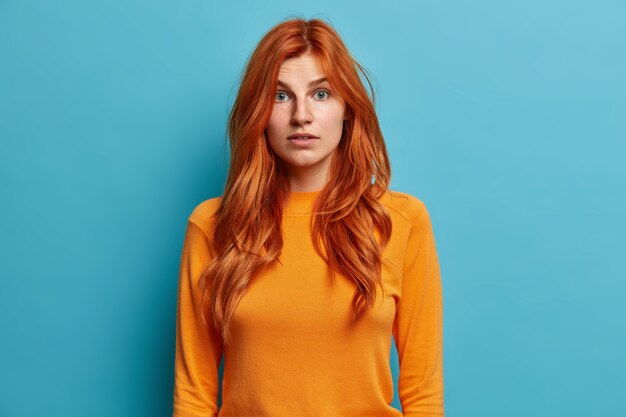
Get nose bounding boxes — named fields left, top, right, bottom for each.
left=291, top=98, right=313, bottom=126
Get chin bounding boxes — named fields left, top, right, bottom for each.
left=283, top=155, right=325, bottom=167
left=287, top=159, right=320, bottom=167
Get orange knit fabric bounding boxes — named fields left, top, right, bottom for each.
left=172, top=189, right=444, bottom=417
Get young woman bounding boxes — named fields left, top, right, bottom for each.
left=173, top=17, right=444, bottom=417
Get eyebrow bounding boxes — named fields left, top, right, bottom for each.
left=276, top=77, right=329, bottom=90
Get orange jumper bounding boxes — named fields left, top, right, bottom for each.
left=173, top=189, right=444, bottom=417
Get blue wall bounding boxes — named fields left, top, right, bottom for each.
left=1, top=1, right=624, bottom=416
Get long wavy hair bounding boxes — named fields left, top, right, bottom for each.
left=199, top=16, right=393, bottom=345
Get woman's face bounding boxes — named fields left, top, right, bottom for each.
left=265, top=52, right=346, bottom=187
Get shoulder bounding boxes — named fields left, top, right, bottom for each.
left=187, top=195, right=223, bottom=234
left=380, top=188, right=427, bottom=223
left=185, top=191, right=428, bottom=229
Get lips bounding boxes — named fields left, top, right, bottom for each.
left=288, top=132, right=319, bottom=139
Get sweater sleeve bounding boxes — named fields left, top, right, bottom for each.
left=173, top=219, right=223, bottom=417
left=392, top=202, right=445, bottom=417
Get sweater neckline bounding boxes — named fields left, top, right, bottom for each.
left=284, top=189, right=322, bottom=215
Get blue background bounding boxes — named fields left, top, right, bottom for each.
left=1, top=1, right=625, bottom=416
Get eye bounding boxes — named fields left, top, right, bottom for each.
left=315, top=89, right=330, bottom=100
left=274, top=89, right=331, bottom=103
left=275, top=91, right=289, bottom=102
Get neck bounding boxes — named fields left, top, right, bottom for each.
left=284, top=155, right=333, bottom=192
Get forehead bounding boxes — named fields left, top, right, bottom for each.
left=278, top=53, right=325, bottom=80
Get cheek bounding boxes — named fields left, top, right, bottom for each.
left=266, top=108, right=288, bottom=136
left=265, top=110, right=288, bottom=150
left=316, top=104, right=345, bottom=130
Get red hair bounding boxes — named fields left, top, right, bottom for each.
left=199, top=16, right=393, bottom=345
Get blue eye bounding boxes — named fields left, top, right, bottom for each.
left=315, top=90, right=330, bottom=99
left=274, top=89, right=331, bottom=103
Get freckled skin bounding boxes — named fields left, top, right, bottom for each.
left=265, top=52, right=347, bottom=191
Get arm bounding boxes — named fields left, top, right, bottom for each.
left=392, top=202, right=445, bottom=417
left=173, top=219, right=223, bottom=417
